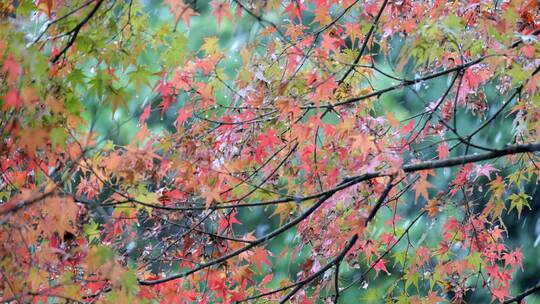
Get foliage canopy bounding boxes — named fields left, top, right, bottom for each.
left=1, top=0, right=540, bottom=303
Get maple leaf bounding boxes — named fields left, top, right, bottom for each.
left=3, top=54, right=20, bottom=83
left=210, top=1, right=232, bottom=28
left=271, top=202, right=296, bottom=225
left=437, top=142, right=449, bottom=159
left=257, top=128, right=280, bottom=149
left=219, top=211, right=241, bottom=231
left=350, top=133, right=374, bottom=154
left=312, top=6, right=331, bottom=26
left=283, top=2, right=306, bottom=21
left=401, top=120, right=415, bottom=135
left=202, top=186, right=221, bottom=207
left=109, top=88, right=129, bottom=115
left=424, top=199, right=441, bottom=217
left=491, top=285, right=509, bottom=303
left=386, top=111, right=400, bottom=128
left=503, top=248, right=524, bottom=271
left=321, top=33, right=339, bottom=51
left=251, top=247, right=272, bottom=271
left=2, top=88, right=22, bottom=110
left=201, top=36, right=219, bottom=54
left=413, top=177, right=431, bottom=201
left=464, top=67, right=491, bottom=91
left=176, top=107, right=192, bottom=128
left=508, top=193, right=531, bottom=218
left=425, top=291, right=444, bottom=304
left=156, top=80, right=174, bottom=96
left=525, top=75, right=540, bottom=95
left=195, top=57, right=216, bottom=75
left=139, top=105, right=151, bottom=124
left=373, top=258, right=390, bottom=275
left=313, top=76, right=337, bottom=105
left=178, top=289, right=200, bottom=303
left=164, top=0, right=198, bottom=25
left=380, top=232, right=396, bottom=248
left=442, top=218, right=460, bottom=241
left=196, top=82, right=215, bottom=108
left=473, top=163, right=498, bottom=181
left=284, top=23, right=305, bottom=40
left=259, top=273, right=273, bottom=286
left=34, top=0, right=53, bottom=18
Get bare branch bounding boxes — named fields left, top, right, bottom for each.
left=503, top=281, right=540, bottom=304
left=337, top=0, right=389, bottom=85
left=51, top=0, right=105, bottom=63
left=279, top=234, right=359, bottom=303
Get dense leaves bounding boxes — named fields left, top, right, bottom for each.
left=1, top=0, right=540, bottom=303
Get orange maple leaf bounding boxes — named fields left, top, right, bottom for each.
left=251, top=247, right=271, bottom=271
left=413, top=177, right=431, bottom=201
left=202, top=186, right=221, bottom=207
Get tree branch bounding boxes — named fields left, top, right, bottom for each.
left=51, top=0, right=105, bottom=63
left=138, top=177, right=357, bottom=286
left=364, top=176, right=394, bottom=226
left=503, top=282, right=540, bottom=304
left=117, top=142, right=540, bottom=212
left=338, top=0, right=389, bottom=85
left=279, top=234, right=359, bottom=303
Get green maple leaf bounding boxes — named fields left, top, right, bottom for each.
left=509, top=193, right=531, bottom=218
left=83, top=219, right=100, bottom=243
left=109, top=86, right=129, bottom=115
left=128, top=66, right=153, bottom=91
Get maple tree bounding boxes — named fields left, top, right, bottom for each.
left=1, top=0, right=540, bottom=303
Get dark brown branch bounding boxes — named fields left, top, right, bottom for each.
left=314, top=0, right=361, bottom=35
left=118, top=142, right=540, bottom=212
left=0, top=150, right=90, bottom=217
left=134, top=142, right=540, bottom=286
left=364, top=176, right=394, bottom=226
left=138, top=177, right=357, bottom=286
left=279, top=234, right=359, bottom=303
left=229, top=142, right=299, bottom=204
left=342, top=211, right=426, bottom=292
left=510, top=28, right=540, bottom=48
left=337, top=0, right=389, bottom=85
left=51, top=0, right=105, bottom=63
left=33, top=0, right=96, bottom=44
left=0, top=189, right=56, bottom=217
left=333, top=260, right=341, bottom=304
left=308, top=56, right=488, bottom=110
left=503, top=282, right=540, bottom=304
left=402, top=142, right=540, bottom=172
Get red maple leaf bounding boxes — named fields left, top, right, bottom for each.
left=210, top=0, right=232, bottom=28
left=139, top=105, right=151, bottom=124
left=251, top=247, right=271, bottom=271
left=164, top=0, right=198, bottom=25
left=373, top=258, right=390, bottom=275
left=219, top=211, right=241, bottom=231
left=257, top=128, right=280, bottom=150
left=491, top=285, right=509, bottom=303
left=176, top=107, right=192, bottom=128
left=437, top=142, right=449, bottom=159
left=2, top=54, right=20, bottom=83
left=283, top=2, right=306, bottom=21
left=3, top=88, right=22, bottom=110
